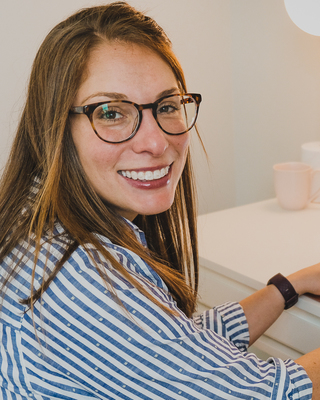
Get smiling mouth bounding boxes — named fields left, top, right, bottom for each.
left=119, top=166, right=170, bottom=181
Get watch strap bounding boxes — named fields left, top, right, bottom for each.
left=267, top=273, right=299, bottom=309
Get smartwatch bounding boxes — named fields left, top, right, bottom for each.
left=267, top=273, right=299, bottom=309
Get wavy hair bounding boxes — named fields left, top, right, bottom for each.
left=0, top=2, right=199, bottom=317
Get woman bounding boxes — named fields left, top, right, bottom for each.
left=0, top=2, right=320, bottom=399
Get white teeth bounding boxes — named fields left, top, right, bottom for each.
left=120, top=166, right=170, bottom=181
left=145, top=171, right=153, bottom=180
left=137, top=171, right=144, bottom=180
left=131, top=171, right=138, bottom=180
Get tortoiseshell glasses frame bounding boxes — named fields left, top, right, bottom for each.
left=69, top=93, right=202, bottom=144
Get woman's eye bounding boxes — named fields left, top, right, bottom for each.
left=104, top=111, right=118, bottom=120
left=95, top=105, right=125, bottom=123
left=157, top=103, right=179, bottom=114
left=100, top=109, right=121, bottom=120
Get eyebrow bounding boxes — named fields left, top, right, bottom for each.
left=81, top=87, right=180, bottom=105
left=82, top=92, right=128, bottom=104
left=156, top=88, right=180, bottom=99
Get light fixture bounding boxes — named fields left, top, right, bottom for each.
left=284, top=0, right=320, bottom=36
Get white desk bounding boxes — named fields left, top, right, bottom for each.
left=197, top=198, right=320, bottom=360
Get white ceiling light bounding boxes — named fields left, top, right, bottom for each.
left=284, top=0, right=320, bottom=36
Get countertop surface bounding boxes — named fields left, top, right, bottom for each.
left=198, top=198, right=320, bottom=317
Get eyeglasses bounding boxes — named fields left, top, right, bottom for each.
left=69, top=93, right=202, bottom=143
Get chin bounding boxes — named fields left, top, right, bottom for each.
left=140, top=201, right=174, bottom=216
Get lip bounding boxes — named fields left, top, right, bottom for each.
left=118, top=164, right=172, bottom=189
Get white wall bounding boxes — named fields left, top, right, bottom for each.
left=1, top=0, right=320, bottom=215
left=231, top=1, right=320, bottom=206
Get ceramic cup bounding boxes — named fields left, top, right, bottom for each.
left=273, top=162, right=320, bottom=210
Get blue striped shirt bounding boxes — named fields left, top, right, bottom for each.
left=0, top=219, right=312, bottom=399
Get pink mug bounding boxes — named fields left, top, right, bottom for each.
left=273, top=162, right=320, bottom=210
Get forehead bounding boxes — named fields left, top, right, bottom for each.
left=76, top=42, right=178, bottom=104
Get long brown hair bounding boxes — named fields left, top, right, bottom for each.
left=0, top=2, right=199, bottom=317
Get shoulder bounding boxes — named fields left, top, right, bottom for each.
left=69, top=233, right=167, bottom=291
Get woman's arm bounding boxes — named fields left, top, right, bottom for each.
left=240, top=263, right=320, bottom=398
left=239, top=283, right=285, bottom=346
left=240, top=263, right=320, bottom=346
left=295, top=349, right=320, bottom=399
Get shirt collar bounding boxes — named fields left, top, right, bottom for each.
left=122, top=218, right=148, bottom=247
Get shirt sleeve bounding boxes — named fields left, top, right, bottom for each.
left=19, top=245, right=313, bottom=400
left=193, top=301, right=250, bottom=352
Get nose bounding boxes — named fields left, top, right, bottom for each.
left=131, top=109, right=169, bottom=156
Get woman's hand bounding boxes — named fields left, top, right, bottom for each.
left=287, top=263, right=320, bottom=296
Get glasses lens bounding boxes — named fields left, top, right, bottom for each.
left=156, top=95, right=197, bottom=134
left=92, top=102, right=138, bottom=142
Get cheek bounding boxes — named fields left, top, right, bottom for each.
left=71, top=117, right=116, bottom=171
left=175, top=133, right=191, bottom=159
left=78, top=145, right=119, bottom=180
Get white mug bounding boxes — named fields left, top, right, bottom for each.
left=273, top=162, right=320, bottom=210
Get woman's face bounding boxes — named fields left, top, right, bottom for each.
left=70, top=42, right=190, bottom=221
